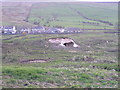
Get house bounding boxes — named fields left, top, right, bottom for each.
left=0, top=26, right=3, bottom=30
left=46, top=27, right=65, bottom=33
left=65, top=27, right=81, bottom=33
left=19, top=27, right=31, bottom=34
left=59, top=28, right=65, bottom=33
left=0, top=26, right=3, bottom=34
left=31, top=26, right=45, bottom=34
left=49, top=28, right=60, bottom=33
left=3, top=26, right=17, bottom=34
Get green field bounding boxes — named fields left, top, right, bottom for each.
left=2, top=2, right=118, bottom=29
left=2, top=2, right=119, bottom=88
left=28, top=2, right=117, bottom=29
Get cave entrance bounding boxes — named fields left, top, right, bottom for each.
left=63, top=42, right=74, bottom=47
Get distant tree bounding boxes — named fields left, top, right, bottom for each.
left=23, top=19, right=28, bottom=22
left=46, top=21, right=49, bottom=24
left=33, top=21, right=40, bottom=25
left=23, top=16, right=29, bottom=22
left=43, top=24, right=46, bottom=27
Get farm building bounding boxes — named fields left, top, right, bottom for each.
left=3, top=26, right=17, bottom=34
left=65, top=27, right=81, bottom=33
left=19, top=27, right=31, bottom=34
left=31, top=26, right=45, bottom=34
left=46, top=27, right=65, bottom=33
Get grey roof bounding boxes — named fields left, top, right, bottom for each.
left=65, top=27, right=80, bottom=31
left=45, top=28, right=61, bottom=33
left=32, top=26, right=44, bottom=30
left=4, top=26, right=14, bottom=29
left=20, top=27, right=29, bottom=29
left=48, top=28, right=59, bottom=31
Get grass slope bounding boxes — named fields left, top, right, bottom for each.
left=28, top=2, right=117, bottom=29
left=2, top=2, right=118, bottom=29
left=2, top=2, right=118, bottom=88
left=2, top=31, right=118, bottom=88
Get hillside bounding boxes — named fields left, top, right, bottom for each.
left=2, top=2, right=118, bottom=29
left=2, top=2, right=34, bottom=26
left=2, top=2, right=119, bottom=88
left=2, top=31, right=118, bottom=88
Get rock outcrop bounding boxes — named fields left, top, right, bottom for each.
left=48, top=37, right=79, bottom=48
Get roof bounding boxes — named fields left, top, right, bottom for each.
left=65, top=27, right=80, bottom=31
left=21, top=27, right=28, bottom=29
left=48, top=27, right=62, bottom=31
left=32, top=26, right=44, bottom=29
left=4, top=26, right=14, bottom=29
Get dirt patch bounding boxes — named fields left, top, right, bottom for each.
left=20, top=58, right=51, bottom=63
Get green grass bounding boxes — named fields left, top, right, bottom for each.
left=2, top=2, right=117, bottom=29
left=2, top=2, right=118, bottom=88
left=2, top=31, right=118, bottom=88
left=3, top=64, right=118, bottom=88
left=27, top=2, right=117, bottom=29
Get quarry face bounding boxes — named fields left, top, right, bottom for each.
left=48, top=37, right=79, bottom=48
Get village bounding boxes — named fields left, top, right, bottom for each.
left=0, top=26, right=82, bottom=35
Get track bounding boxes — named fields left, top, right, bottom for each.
left=69, top=7, right=113, bottom=26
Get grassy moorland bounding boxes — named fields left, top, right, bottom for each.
left=2, top=2, right=119, bottom=88
left=2, top=31, right=118, bottom=88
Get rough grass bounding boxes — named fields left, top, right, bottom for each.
left=1, top=1, right=118, bottom=88
left=2, top=31, right=118, bottom=88
left=2, top=65, right=118, bottom=88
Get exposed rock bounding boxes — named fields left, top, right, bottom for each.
left=48, top=37, right=79, bottom=48
left=82, top=56, right=95, bottom=61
